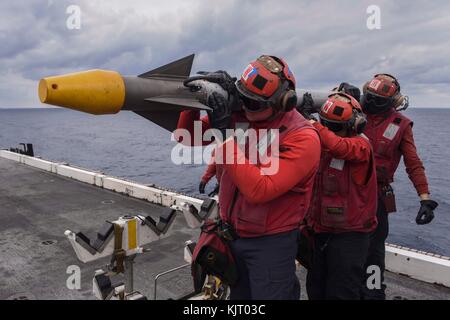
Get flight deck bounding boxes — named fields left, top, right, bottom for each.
left=1, top=156, right=449, bottom=300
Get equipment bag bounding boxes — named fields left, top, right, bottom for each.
left=191, top=220, right=239, bottom=293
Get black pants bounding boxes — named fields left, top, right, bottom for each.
left=306, top=232, right=370, bottom=300
left=362, top=198, right=389, bottom=300
left=229, top=229, right=301, bottom=300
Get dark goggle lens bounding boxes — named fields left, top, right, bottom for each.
left=320, top=119, right=345, bottom=132
left=241, top=96, right=270, bottom=112
left=364, top=92, right=392, bottom=108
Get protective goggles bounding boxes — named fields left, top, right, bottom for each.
left=240, top=95, right=273, bottom=113
left=236, top=78, right=288, bottom=113
left=319, top=117, right=347, bottom=132
left=362, top=91, right=394, bottom=109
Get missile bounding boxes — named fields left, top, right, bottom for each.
left=39, top=54, right=215, bottom=132
left=297, top=89, right=329, bottom=108
left=38, top=54, right=328, bottom=132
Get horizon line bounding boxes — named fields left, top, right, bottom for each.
left=1, top=106, right=450, bottom=110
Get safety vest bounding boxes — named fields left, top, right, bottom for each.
left=363, top=110, right=413, bottom=186
left=219, top=110, right=317, bottom=238
left=308, top=136, right=378, bottom=233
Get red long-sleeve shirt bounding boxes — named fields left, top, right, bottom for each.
left=312, top=122, right=372, bottom=185
left=400, top=125, right=429, bottom=195
left=177, top=110, right=321, bottom=204
left=201, top=149, right=222, bottom=183
left=201, top=159, right=217, bottom=184
left=369, top=115, right=429, bottom=195
left=217, top=129, right=320, bottom=204
left=175, top=110, right=210, bottom=146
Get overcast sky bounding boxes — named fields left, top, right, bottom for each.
left=1, top=0, right=449, bottom=108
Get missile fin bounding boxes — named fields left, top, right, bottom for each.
left=138, top=54, right=195, bottom=79
left=134, top=96, right=210, bottom=131
left=134, top=110, right=181, bottom=132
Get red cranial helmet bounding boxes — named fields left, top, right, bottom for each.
left=319, top=92, right=367, bottom=134
left=361, top=73, right=404, bottom=114
left=365, top=74, right=400, bottom=97
left=236, top=55, right=297, bottom=113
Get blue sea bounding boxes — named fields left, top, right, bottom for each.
left=1, top=108, right=449, bottom=256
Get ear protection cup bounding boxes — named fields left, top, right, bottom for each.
left=268, top=56, right=297, bottom=112
left=279, top=89, right=298, bottom=111
left=269, top=80, right=297, bottom=112
left=349, top=110, right=367, bottom=134
left=392, top=94, right=405, bottom=109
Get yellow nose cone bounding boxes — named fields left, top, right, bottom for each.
left=38, top=70, right=126, bottom=115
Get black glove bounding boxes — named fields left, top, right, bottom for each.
left=184, top=70, right=237, bottom=95
left=184, top=70, right=241, bottom=111
left=199, top=181, right=207, bottom=194
left=297, top=92, right=318, bottom=119
left=416, top=200, right=438, bottom=225
left=207, top=92, right=233, bottom=140
left=208, top=184, right=220, bottom=197
left=337, top=82, right=361, bottom=102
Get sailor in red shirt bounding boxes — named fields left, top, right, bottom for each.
left=179, top=55, right=321, bottom=300
left=305, top=92, right=378, bottom=300
left=198, top=149, right=221, bottom=195
left=360, top=74, right=439, bottom=300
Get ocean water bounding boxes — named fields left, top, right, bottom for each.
left=1, top=108, right=449, bottom=256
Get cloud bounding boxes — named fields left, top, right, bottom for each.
left=0, top=0, right=450, bottom=107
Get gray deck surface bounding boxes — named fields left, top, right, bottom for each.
left=1, top=157, right=449, bottom=300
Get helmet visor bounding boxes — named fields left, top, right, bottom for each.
left=363, top=91, right=393, bottom=109
left=240, top=95, right=272, bottom=113
left=319, top=115, right=347, bottom=132
left=236, top=79, right=273, bottom=112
